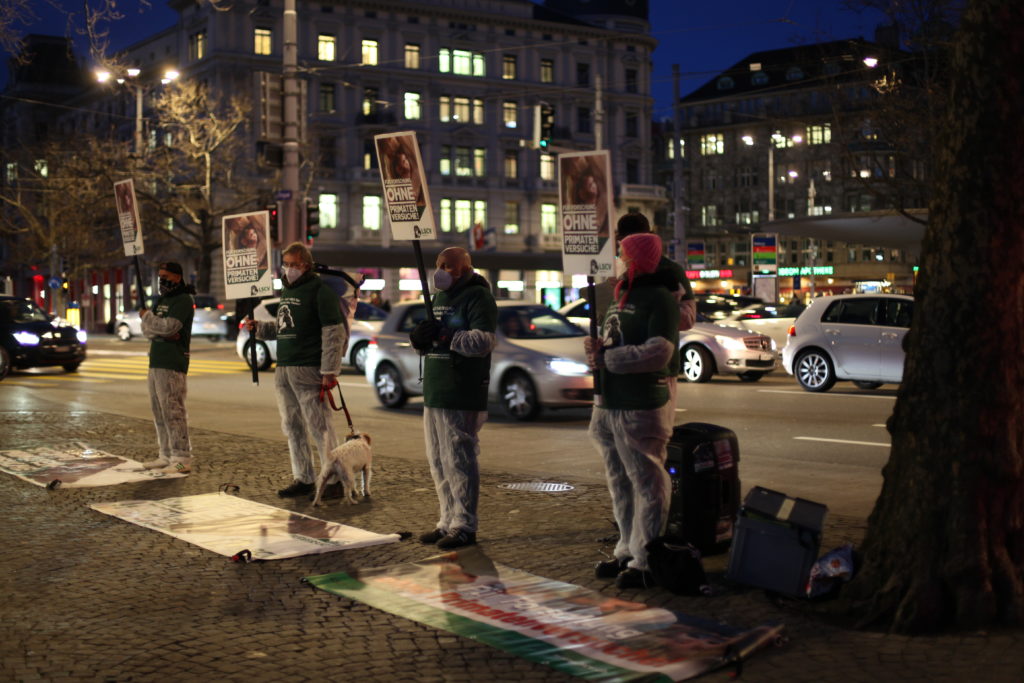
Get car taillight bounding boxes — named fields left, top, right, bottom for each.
left=238, top=320, right=248, bottom=330
left=217, top=304, right=224, bottom=310
left=369, top=337, right=378, bottom=346
left=787, top=325, right=796, bottom=336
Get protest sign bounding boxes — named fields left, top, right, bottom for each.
left=375, top=131, right=435, bottom=240
left=558, top=151, right=615, bottom=278
left=222, top=210, right=274, bottom=300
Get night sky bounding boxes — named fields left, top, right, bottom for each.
left=4, top=0, right=887, bottom=117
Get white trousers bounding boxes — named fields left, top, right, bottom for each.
left=274, top=365, right=339, bottom=484
left=588, top=403, right=673, bottom=571
left=423, top=407, right=487, bottom=534
left=147, top=367, right=191, bottom=463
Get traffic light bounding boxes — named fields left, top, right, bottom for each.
left=305, top=198, right=320, bottom=241
left=533, top=103, right=555, bottom=150
left=266, top=204, right=279, bottom=242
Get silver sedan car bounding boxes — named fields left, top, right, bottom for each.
left=365, top=301, right=593, bottom=420
left=559, top=298, right=778, bottom=383
left=114, top=294, right=229, bottom=341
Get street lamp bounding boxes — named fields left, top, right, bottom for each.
left=95, top=67, right=179, bottom=155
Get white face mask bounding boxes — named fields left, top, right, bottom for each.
left=283, top=266, right=304, bottom=284
left=432, top=268, right=454, bottom=291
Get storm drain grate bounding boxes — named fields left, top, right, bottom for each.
left=498, top=482, right=575, bottom=493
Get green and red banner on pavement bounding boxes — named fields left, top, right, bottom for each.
left=0, top=443, right=186, bottom=487
left=92, top=493, right=400, bottom=560
left=307, top=547, right=783, bottom=681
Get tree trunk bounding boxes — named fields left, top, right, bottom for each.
left=843, top=0, right=1024, bottom=633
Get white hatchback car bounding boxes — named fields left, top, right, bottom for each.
left=236, top=298, right=387, bottom=373
left=782, top=293, right=914, bottom=392
left=115, top=294, right=229, bottom=341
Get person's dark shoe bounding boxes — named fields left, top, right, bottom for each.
left=277, top=480, right=314, bottom=498
left=595, top=556, right=631, bottom=579
left=310, top=482, right=344, bottom=501
left=436, top=530, right=476, bottom=550
left=615, top=567, right=656, bottom=590
left=419, top=528, right=446, bottom=544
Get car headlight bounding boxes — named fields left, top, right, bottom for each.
left=770, top=338, right=777, bottom=351
left=713, top=334, right=747, bottom=351
left=547, top=358, right=590, bottom=376
left=76, top=329, right=88, bottom=343
left=13, top=331, right=41, bottom=346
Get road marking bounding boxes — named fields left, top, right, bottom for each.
left=795, top=436, right=890, bottom=448
left=872, top=423, right=887, bottom=428
left=759, top=389, right=896, bottom=400
left=4, top=376, right=111, bottom=384
left=675, top=408, right=688, bottom=412
left=338, top=382, right=369, bottom=389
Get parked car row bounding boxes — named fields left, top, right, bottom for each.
left=115, top=295, right=231, bottom=341
left=0, top=296, right=87, bottom=380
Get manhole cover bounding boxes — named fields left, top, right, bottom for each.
left=498, top=482, right=574, bottom=493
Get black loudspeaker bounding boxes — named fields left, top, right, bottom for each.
left=664, top=422, right=741, bottom=555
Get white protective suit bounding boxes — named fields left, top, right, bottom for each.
left=588, top=336, right=676, bottom=572
left=423, top=327, right=496, bottom=535
left=142, top=313, right=191, bottom=465
left=256, top=298, right=351, bottom=484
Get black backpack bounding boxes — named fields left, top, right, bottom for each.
left=645, top=536, right=710, bottom=595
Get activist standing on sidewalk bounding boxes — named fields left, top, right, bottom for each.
left=585, top=234, right=680, bottom=589
left=140, top=262, right=195, bottom=474
left=247, top=242, right=349, bottom=498
left=409, top=247, right=498, bottom=550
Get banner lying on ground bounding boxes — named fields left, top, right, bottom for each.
left=92, top=493, right=400, bottom=560
left=0, top=443, right=186, bottom=487
left=307, top=547, right=783, bottom=681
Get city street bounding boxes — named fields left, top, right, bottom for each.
left=2, top=335, right=897, bottom=517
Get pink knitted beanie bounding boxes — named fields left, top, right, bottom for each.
left=614, top=233, right=662, bottom=307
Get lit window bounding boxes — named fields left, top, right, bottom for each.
left=453, top=96, right=470, bottom=122
left=539, top=153, right=555, bottom=181
left=439, top=48, right=485, bottom=76
left=362, top=88, right=378, bottom=116
left=701, top=205, right=721, bottom=226
left=361, top=39, right=378, bottom=66
left=666, top=138, right=684, bottom=159
left=439, top=145, right=452, bottom=176
left=440, top=198, right=452, bottom=232
left=404, top=92, right=421, bottom=120
left=319, top=194, right=338, bottom=229
left=700, top=133, right=724, bottom=155
left=455, top=147, right=472, bottom=177
left=503, top=101, right=517, bottom=128
left=455, top=199, right=472, bottom=231
left=34, top=159, right=48, bottom=177
left=473, top=148, right=486, bottom=176
left=505, top=201, right=519, bottom=234
left=439, top=96, right=451, bottom=122
left=405, top=43, right=420, bottom=69
left=362, top=195, right=382, bottom=230
left=540, top=59, right=554, bottom=83
left=5, top=162, right=16, bottom=183
left=254, top=28, right=272, bottom=56
left=807, top=124, right=831, bottom=145
left=318, top=34, right=336, bottom=62
left=503, top=55, right=517, bottom=80
left=189, top=31, right=206, bottom=61
left=504, top=151, right=517, bottom=179
left=541, top=204, right=557, bottom=234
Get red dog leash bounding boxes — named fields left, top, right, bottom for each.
left=319, top=377, right=358, bottom=440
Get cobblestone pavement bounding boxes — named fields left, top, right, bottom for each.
left=1, top=409, right=1022, bottom=682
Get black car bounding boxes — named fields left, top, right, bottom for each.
left=0, top=296, right=87, bottom=380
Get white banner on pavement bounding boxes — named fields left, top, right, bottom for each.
left=222, top=210, right=274, bottom=300
left=91, top=493, right=401, bottom=560
left=558, top=151, right=615, bottom=278
left=114, top=179, right=144, bottom=256
left=0, top=443, right=186, bottom=488
left=374, top=131, right=435, bottom=240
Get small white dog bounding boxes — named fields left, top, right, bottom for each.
left=312, top=433, right=373, bottom=506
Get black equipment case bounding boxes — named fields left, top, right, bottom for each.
left=663, top=422, right=741, bottom=555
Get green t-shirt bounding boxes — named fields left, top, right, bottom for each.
left=275, top=275, right=343, bottom=367
left=423, top=275, right=498, bottom=411
left=148, top=290, right=194, bottom=373
left=598, top=283, right=679, bottom=410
